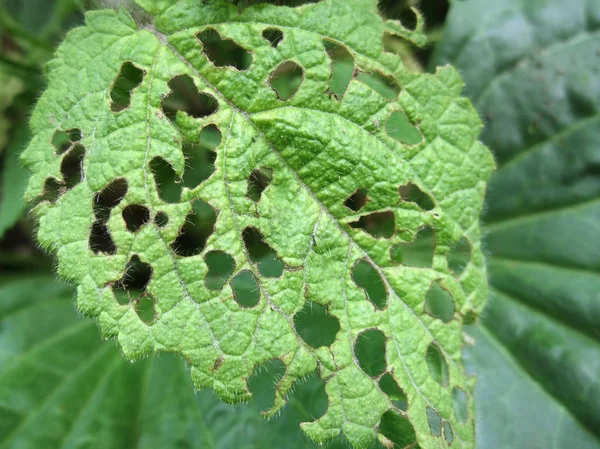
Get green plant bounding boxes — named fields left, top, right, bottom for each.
left=19, top=0, right=494, bottom=447
left=435, top=0, right=600, bottom=447
left=2, top=0, right=598, bottom=448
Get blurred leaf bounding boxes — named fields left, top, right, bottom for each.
left=2, top=0, right=54, bottom=33
left=432, top=0, right=600, bottom=447
left=0, top=0, right=87, bottom=239
left=0, top=0, right=86, bottom=77
left=0, top=67, right=24, bottom=152
left=1, top=0, right=84, bottom=40
left=0, top=125, right=29, bottom=238
left=0, top=276, right=345, bottom=449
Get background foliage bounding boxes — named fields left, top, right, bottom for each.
left=0, top=0, right=598, bottom=448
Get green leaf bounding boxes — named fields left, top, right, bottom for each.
left=432, top=0, right=600, bottom=447
left=0, top=67, right=24, bottom=153
left=1, top=0, right=84, bottom=42
left=0, top=276, right=346, bottom=449
left=22, top=1, right=493, bottom=447
left=0, top=125, right=30, bottom=238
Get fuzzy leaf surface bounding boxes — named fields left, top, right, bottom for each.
left=22, top=1, right=493, bottom=447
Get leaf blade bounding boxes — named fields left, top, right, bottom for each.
left=22, top=1, right=493, bottom=446
left=433, top=0, right=600, bottom=446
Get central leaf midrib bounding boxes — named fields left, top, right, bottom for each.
left=218, top=112, right=311, bottom=358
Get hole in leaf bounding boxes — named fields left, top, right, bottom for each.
left=242, top=227, right=284, bottom=278
left=443, top=420, right=454, bottom=445
left=344, top=188, right=367, bottom=212
left=122, top=204, right=151, bottom=233
left=93, top=178, right=128, bottom=221
left=426, top=342, right=449, bottom=386
left=114, top=290, right=130, bottom=306
left=155, top=212, right=169, bottom=227
left=52, top=128, right=81, bottom=155
left=182, top=144, right=217, bottom=189
left=447, top=236, right=471, bottom=276
left=425, top=282, right=455, bottom=323
left=355, top=329, right=386, bottom=377
left=294, top=301, right=340, bottom=348
left=290, top=373, right=329, bottom=421
left=116, top=255, right=153, bottom=296
left=269, top=61, right=303, bottom=100
left=386, top=111, right=422, bottom=145
left=231, top=270, right=260, bottom=307
left=382, top=32, right=398, bottom=55
left=89, top=221, right=117, bottom=255
left=452, top=387, right=468, bottom=423
left=110, top=62, right=144, bottom=112
left=390, top=226, right=435, bottom=268
left=39, top=178, right=61, bottom=203
left=181, top=124, right=220, bottom=189
left=196, top=28, right=252, bottom=70
left=248, top=359, right=286, bottom=412
left=324, top=40, right=354, bottom=97
left=356, top=71, right=400, bottom=100
left=247, top=168, right=273, bottom=202
left=426, top=407, right=442, bottom=437
left=171, top=199, right=217, bottom=257
left=398, top=182, right=434, bottom=211
left=135, top=295, right=155, bottom=324
left=463, top=310, right=477, bottom=325
left=352, top=260, right=387, bottom=310
left=204, top=250, right=236, bottom=290
left=419, top=0, right=450, bottom=29
left=200, top=123, right=223, bottom=149
left=90, top=178, right=128, bottom=255
left=51, top=132, right=69, bottom=153
left=150, top=157, right=181, bottom=203
left=233, top=0, right=324, bottom=9
left=162, top=75, right=218, bottom=121
left=379, top=373, right=408, bottom=411
left=350, top=211, right=395, bottom=239
left=262, top=28, right=283, bottom=47
left=379, top=410, right=418, bottom=448
left=60, top=144, right=85, bottom=189
left=399, top=7, right=418, bottom=31
left=68, top=129, right=82, bottom=141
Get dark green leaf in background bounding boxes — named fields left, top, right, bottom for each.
left=0, top=277, right=346, bottom=449
left=0, top=0, right=87, bottom=237
left=1, top=0, right=84, bottom=42
left=0, top=69, right=23, bottom=153
left=0, top=126, right=29, bottom=238
left=432, top=0, right=600, bottom=447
